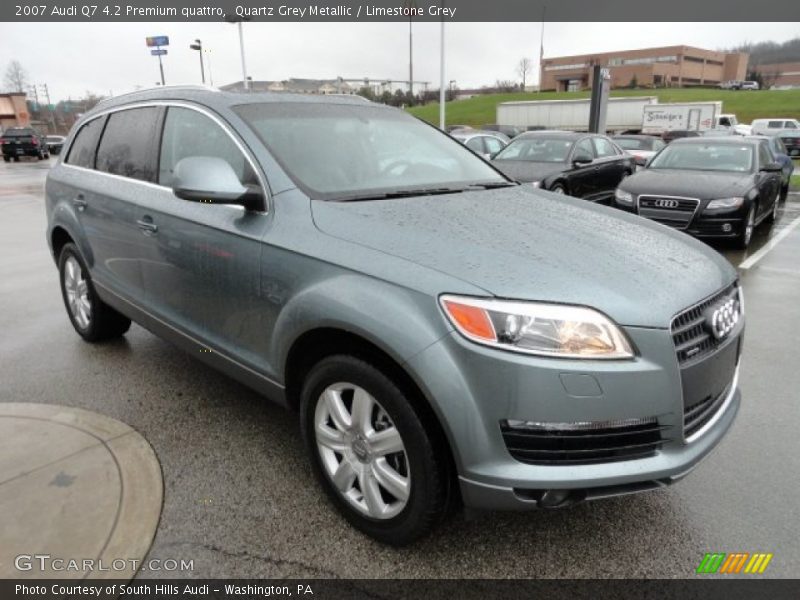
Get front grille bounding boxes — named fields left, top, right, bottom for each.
left=500, top=418, right=667, bottom=466
left=670, top=283, right=738, bottom=365
left=684, top=381, right=731, bottom=438
left=637, top=195, right=700, bottom=229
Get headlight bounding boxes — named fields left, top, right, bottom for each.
left=531, top=181, right=541, bottom=188
left=615, top=189, right=634, bottom=205
left=706, top=197, right=744, bottom=210
left=439, top=295, right=634, bottom=359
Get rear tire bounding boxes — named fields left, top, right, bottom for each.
left=300, top=355, right=447, bottom=546
left=58, top=243, right=131, bottom=342
left=767, top=196, right=780, bottom=224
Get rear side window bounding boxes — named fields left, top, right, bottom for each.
left=96, top=107, right=161, bottom=182
left=66, top=117, right=105, bottom=169
left=767, top=121, right=782, bottom=128
left=592, top=137, right=619, bottom=158
left=158, top=106, right=257, bottom=187
left=484, top=136, right=505, bottom=155
left=465, top=137, right=484, bottom=153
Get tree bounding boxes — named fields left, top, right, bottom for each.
left=4, top=60, right=28, bottom=93
left=516, top=57, right=533, bottom=90
left=629, top=75, right=638, bottom=89
left=495, top=80, right=518, bottom=93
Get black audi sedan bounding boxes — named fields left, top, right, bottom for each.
left=614, top=137, right=783, bottom=248
left=491, top=131, right=635, bottom=203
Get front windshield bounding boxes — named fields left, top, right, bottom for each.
left=648, top=143, right=753, bottom=173
left=234, top=102, right=507, bottom=200
left=493, top=137, right=572, bottom=163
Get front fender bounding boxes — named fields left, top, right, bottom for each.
left=271, top=273, right=452, bottom=378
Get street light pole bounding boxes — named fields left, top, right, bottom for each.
left=238, top=22, right=249, bottom=90
left=439, top=15, right=445, bottom=129
left=189, top=39, right=205, bottom=84
left=205, top=49, right=214, bottom=87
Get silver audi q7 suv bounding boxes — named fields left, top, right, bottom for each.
left=45, top=88, right=743, bottom=545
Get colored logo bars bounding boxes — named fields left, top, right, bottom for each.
left=696, top=552, right=773, bottom=574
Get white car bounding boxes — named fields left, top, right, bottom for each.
left=751, top=118, right=800, bottom=136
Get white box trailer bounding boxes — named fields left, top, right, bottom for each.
left=496, top=96, right=658, bottom=133
left=641, top=102, right=723, bottom=134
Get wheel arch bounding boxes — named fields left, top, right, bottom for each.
left=284, top=326, right=461, bottom=505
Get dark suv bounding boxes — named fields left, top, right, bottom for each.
left=45, top=87, right=742, bottom=545
left=1, top=127, right=50, bottom=161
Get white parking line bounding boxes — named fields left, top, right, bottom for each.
left=739, top=213, right=800, bottom=270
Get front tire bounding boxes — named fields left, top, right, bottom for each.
left=300, top=355, right=446, bottom=546
left=550, top=183, right=567, bottom=195
left=736, top=204, right=756, bottom=249
left=58, top=243, right=131, bottom=342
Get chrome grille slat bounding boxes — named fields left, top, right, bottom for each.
left=637, top=195, right=700, bottom=230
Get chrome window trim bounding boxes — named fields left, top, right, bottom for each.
left=62, top=100, right=270, bottom=214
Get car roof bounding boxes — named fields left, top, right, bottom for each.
left=612, top=134, right=658, bottom=140
left=514, top=130, right=584, bottom=140
left=670, top=136, right=763, bottom=146
left=82, top=85, right=385, bottom=120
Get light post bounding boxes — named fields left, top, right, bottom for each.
left=224, top=16, right=251, bottom=90
left=189, top=39, right=205, bottom=84
left=204, top=49, right=214, bottom=87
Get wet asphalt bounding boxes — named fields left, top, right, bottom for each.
left=1, top=157, right=799, bottom=578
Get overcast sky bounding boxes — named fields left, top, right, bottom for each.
left=1, top=22, right=798, bottom=100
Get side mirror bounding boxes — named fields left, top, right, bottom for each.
left=572, top=153, right=593, bottom=167
left=172, top=156, right=261, bottom=209
left=760, top=161, right=783, bottom=173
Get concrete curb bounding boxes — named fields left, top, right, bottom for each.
left=0, top=403, right=163, bottom=580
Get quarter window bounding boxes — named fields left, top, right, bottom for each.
left=96, top=107, right=161, bottom=182
left=159, top=106, right=257, bottom=188
left=66, top=116, right=106, bottom=169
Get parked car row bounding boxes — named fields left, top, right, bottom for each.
left=452, top=124, right=792, bottom=251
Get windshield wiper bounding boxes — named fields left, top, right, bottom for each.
left=463, top=181, right=518, bottom=190
left=332, top=187, right=470, bottom=202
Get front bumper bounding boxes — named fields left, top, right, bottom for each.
left=405, top=322, right=741, bottom=510
left=613, top=200, right=746, bottom=240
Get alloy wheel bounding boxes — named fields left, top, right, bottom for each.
left=314, top=383, right=410, bottom=520
left=63, top=255, right=92, bottom=329
left=743, top=207, right=755, bottom=247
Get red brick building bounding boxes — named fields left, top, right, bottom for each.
left=540, top=46, right=748, bottom=92
left=753, top=62, right=800, bottom=88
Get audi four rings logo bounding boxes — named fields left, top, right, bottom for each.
left=654, top=199, right=680, bottom=208
left=709, top=298, right=740, bottom=340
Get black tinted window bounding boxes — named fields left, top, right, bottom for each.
left=66, top=117, right=106, bottom=169
left=159, top=106, right=256, bottom=187
left=96, top=107, right=160, bottom=182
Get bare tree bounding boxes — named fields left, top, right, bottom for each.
left=4, top=60, right=28, bottom=93
left=516, top=57, right=533, bottom=90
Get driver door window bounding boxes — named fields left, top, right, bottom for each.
left=159, top=106, right=259, bottom=189
left=572, top=138, right=595, bottom=161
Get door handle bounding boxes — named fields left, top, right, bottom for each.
left=72, top=194, right=87, bottom=211
left=136, top=218, right=158, bottom=234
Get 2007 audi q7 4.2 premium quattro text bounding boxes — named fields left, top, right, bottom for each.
left=45, top=88, right=743, bottom=545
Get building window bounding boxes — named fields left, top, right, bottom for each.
left=608, top=55, right=677, bottom=66
left=544, top=63, right=588, bottom=71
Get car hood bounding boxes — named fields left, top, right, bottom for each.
left=311, top=187, right=735, bottom=329
left=491, top=160, right=566, bottom=183
left=621, top=168, right=754, bottom=200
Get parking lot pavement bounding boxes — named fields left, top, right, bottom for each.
left=1, top=158, right=799, bottom=578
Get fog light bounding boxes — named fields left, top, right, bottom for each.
left=722, top=223, right=732, bottom=233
